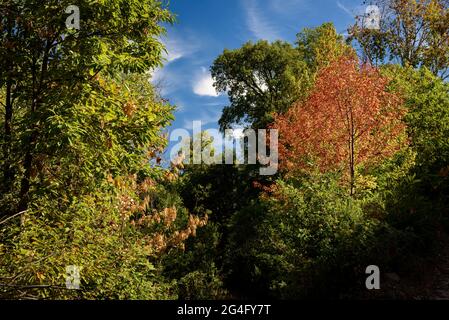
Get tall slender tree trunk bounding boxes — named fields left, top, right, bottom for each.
left=18, top=42, right=50, bottom=212
left=18, top=93, right=36, bottom=212
left=3, top=77, right=13, bottom=191
left=349, top=110, right=355, bottom=197
left=350, top=144, right=355, bottom=196
left=18, top=93, right=37, bottom=213
left=18, top=149, right=33, bottom=212
left=1, top=17, right=14, bottom=217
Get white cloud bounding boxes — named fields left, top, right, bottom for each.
left=161, top=31, right=200, bottom=65
left=243, top=0, right=280, bottom=42
left=162, top=39, right=187, bottom=64
left=193, top=67, right=219, bottom=97
left=151, top=31, right=202, bottom=91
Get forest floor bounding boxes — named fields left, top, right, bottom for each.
left=356, top=232, right=449, bottom=300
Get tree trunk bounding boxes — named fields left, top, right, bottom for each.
left=3, top=77, right=13, bottom=192
left=349, top=111, right=355, bottom=197
left=18, top=41, right=51, bottom=212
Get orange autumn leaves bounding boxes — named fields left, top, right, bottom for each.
left=273, top=56, right=407, bottom=187
left=109, top=174, right=208, bottom=256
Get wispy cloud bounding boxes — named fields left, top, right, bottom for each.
left=151, top=67, right=178, bottom=96
left=193, top=67, right=219, bottom=97
left=162, top=39, right=194, bottom=64
left=202, top=101, right=224, bottom=107
left=163, top=42, right=184, bottom=63
left=336, top=1, right=355, bottom=18
left=182, top=110, right=221, bottom=130
left=243, top=0, right=280, bottom=41
left=337, top=1, right=368, bottom=20
left=151, top=31, right=202, bottom=92
left=269, top=0, right=307, bottom=15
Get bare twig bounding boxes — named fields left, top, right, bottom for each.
left=0, top=210, right=28, bottom=225
left=0, top=283, right=80, bottom=291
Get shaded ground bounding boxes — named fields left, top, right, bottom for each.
left=355, top=233, right=449, bottom=300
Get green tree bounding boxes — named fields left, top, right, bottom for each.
left=349, top=0, right=449, bottom=78
left=0, top=0, right=173, bottom=214
left=0, top=1, right=208, bottom=299
left=296, top=22, right=355, bottom=72
left=211, top=40, right=312, bottom=130
left=382, top=65, right=449, bottom=196
left=224, top=174, right=382, bottom=299
left=211, top=23, right=352, bottom=130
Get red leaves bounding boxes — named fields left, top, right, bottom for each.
left=273, top=56, right=407, bottom=181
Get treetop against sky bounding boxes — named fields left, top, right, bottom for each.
left=155, top=0, right=364, bottom=134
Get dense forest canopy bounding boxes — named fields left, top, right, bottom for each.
left=1, top=0, right=449, bottom=300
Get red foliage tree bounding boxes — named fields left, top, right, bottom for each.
left=273, top=56, right=407, bottom=195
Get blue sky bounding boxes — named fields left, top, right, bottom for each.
left=154, top=0, right=366, bottom=150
